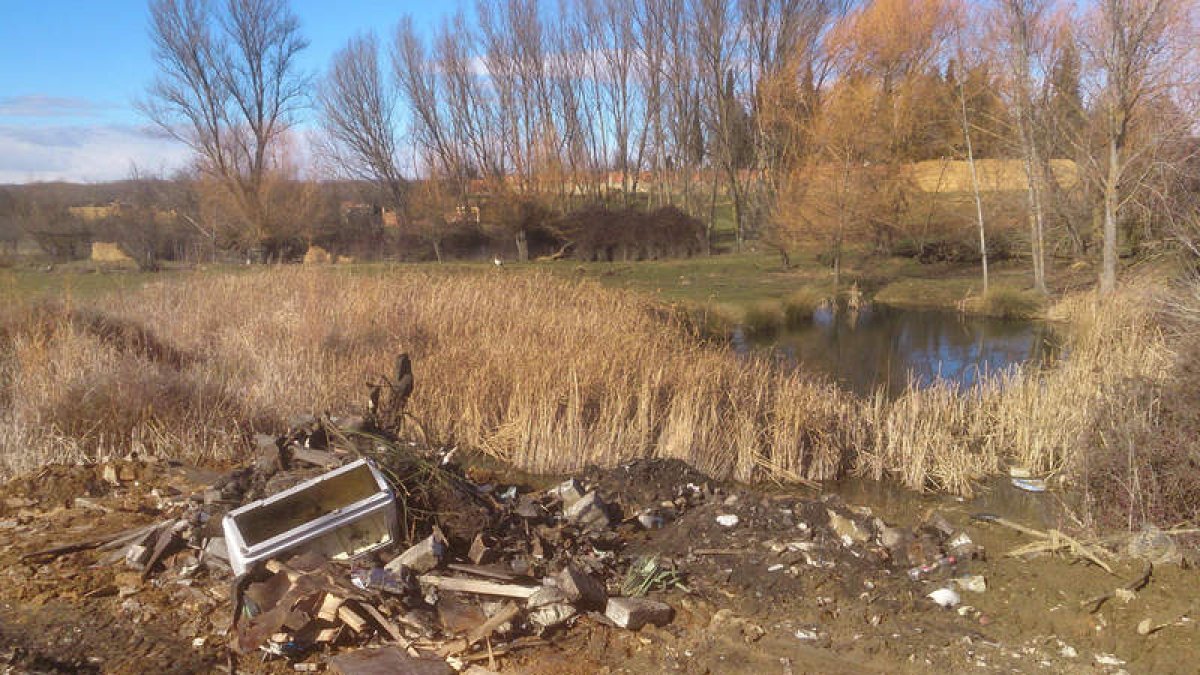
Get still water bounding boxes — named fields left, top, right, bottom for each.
left=736, top=304, right=1061, bottom=398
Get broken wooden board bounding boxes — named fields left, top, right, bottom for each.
left=417, top=575, right=538, bottom=599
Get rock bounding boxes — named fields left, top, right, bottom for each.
left=604, top=597, right=674, bottom=630
left=468, top=533, right=496, bottom=565
left=203, top=537, right=230, bottom=565
left=715, top=514, right=739, bottom=528
left=879, top=526, right=908, bottom=550
left=947, top=531, right=979, bottom=558
left=386, top=528, right=447, bottom=574
left=564, top=491, right=611, bottom=530
left=555, top=565, right=607, bottom=608
left=1127, top=525, right=1182, bottom=565
left=826, top=510, right=868, bottom=545
left=550, top=479, right=586, bottom=508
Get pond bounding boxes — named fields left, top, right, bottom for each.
left=734, top=304, right=1061, bottom=398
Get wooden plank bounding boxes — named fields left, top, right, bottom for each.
left=290, top=446, right=342, bottom=469
left=338, top=604, right=369, bottom=633
left=317, top=593, right=345, bottom=622
left=358, top=603, right=415, bottom=653
left=445, top=563, right=519, bottom=581
left=417, top=575, right=538, bottom=599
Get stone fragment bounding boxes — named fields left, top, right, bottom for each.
left=604, top=597, right=673, bottom=630
left=555, top=564, right=607, bottom=608
left=564, top=491, right=611, bottom=530
left=879, top=526, right=908, bottom=550
left=468, top=533, right=496, bottom=565
left=826, top=510, right=868, bottom=545
left=550, top=478, right=585, bottom=508
left=386, top=528, right=447, bottom=574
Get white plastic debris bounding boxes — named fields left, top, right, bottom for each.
left=794, top=628, right=819, bottom=641
left=927, top=587, right=961, bottom=608
left=716, top=514, right=740, bottom=528
left=953, top=575, right=987, bottom=593
left=1094, top=653, right=1125, bottom=666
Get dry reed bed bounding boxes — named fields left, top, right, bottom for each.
left=0, top=267, right=1172, bottom=496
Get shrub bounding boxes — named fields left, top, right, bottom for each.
left=978, top=287, right=1044, bottom=319
left=742, top=302, right=783, bottom=337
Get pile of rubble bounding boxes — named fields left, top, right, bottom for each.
left=10, top=405, right=995, bottom=673
left=14, top=414, right=694, bottom=673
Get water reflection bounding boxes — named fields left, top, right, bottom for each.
left=736, top=304, right=1061, bottom=398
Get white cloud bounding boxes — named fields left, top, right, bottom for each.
left=0, top=124, right=192, bottom=183
left=0, top=94, right=116, bottom=118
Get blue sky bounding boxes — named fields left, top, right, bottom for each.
left=0, top=0, right=458, bottom=183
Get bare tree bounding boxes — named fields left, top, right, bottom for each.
left=317, top=32, right=407, bottom=214
left=995, top=0, right=1054, bottom=293
left=141, top=0, right=309, bottom=256
left=1081, top=0, right=1192, bottom=294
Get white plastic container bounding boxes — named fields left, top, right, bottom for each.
left=222, top=458, right=399, bottom=576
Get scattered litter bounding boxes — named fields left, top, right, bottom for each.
left=927, top=587, right=961, bottom=608
left=953, top=575, right=987, bottom=593
left=794, top=628, right=819, bottom=641
left=715, top=514, right=740, bottom=528
left=1011, top=478, right=1047, bottom=493
left=1094, top=653, right=1125, bottom=666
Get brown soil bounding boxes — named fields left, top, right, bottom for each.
left=1, top=458, right=1197, bottom=674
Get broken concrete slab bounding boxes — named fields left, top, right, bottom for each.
left=564, top=491, right=611, bottom=530
left=604, top=597, right=673, bottom=630
left=468, top=533, right=496, bottom=565
left=385, top=527, right=447, bottom=574
left=328, top=646, right=453, bottom=675
left=549, top=478, right=585, bottom=507
left=555, top=564, right=607, bottom=609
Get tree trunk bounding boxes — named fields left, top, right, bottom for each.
left=961, top=92, right=988, bottom=294
left=515, top=228, right=529, bottom=263
left=1101, top=136, right=1120, bottom=295
left=1022, top=152, right=1048, bottom=294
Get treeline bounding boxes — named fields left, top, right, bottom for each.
left=7, top=0, right=1198, bottom=287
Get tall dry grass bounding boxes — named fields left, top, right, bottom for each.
left=0, top=268, right=859, bottom=482
left=0, top=267, right=1177, bottom=504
